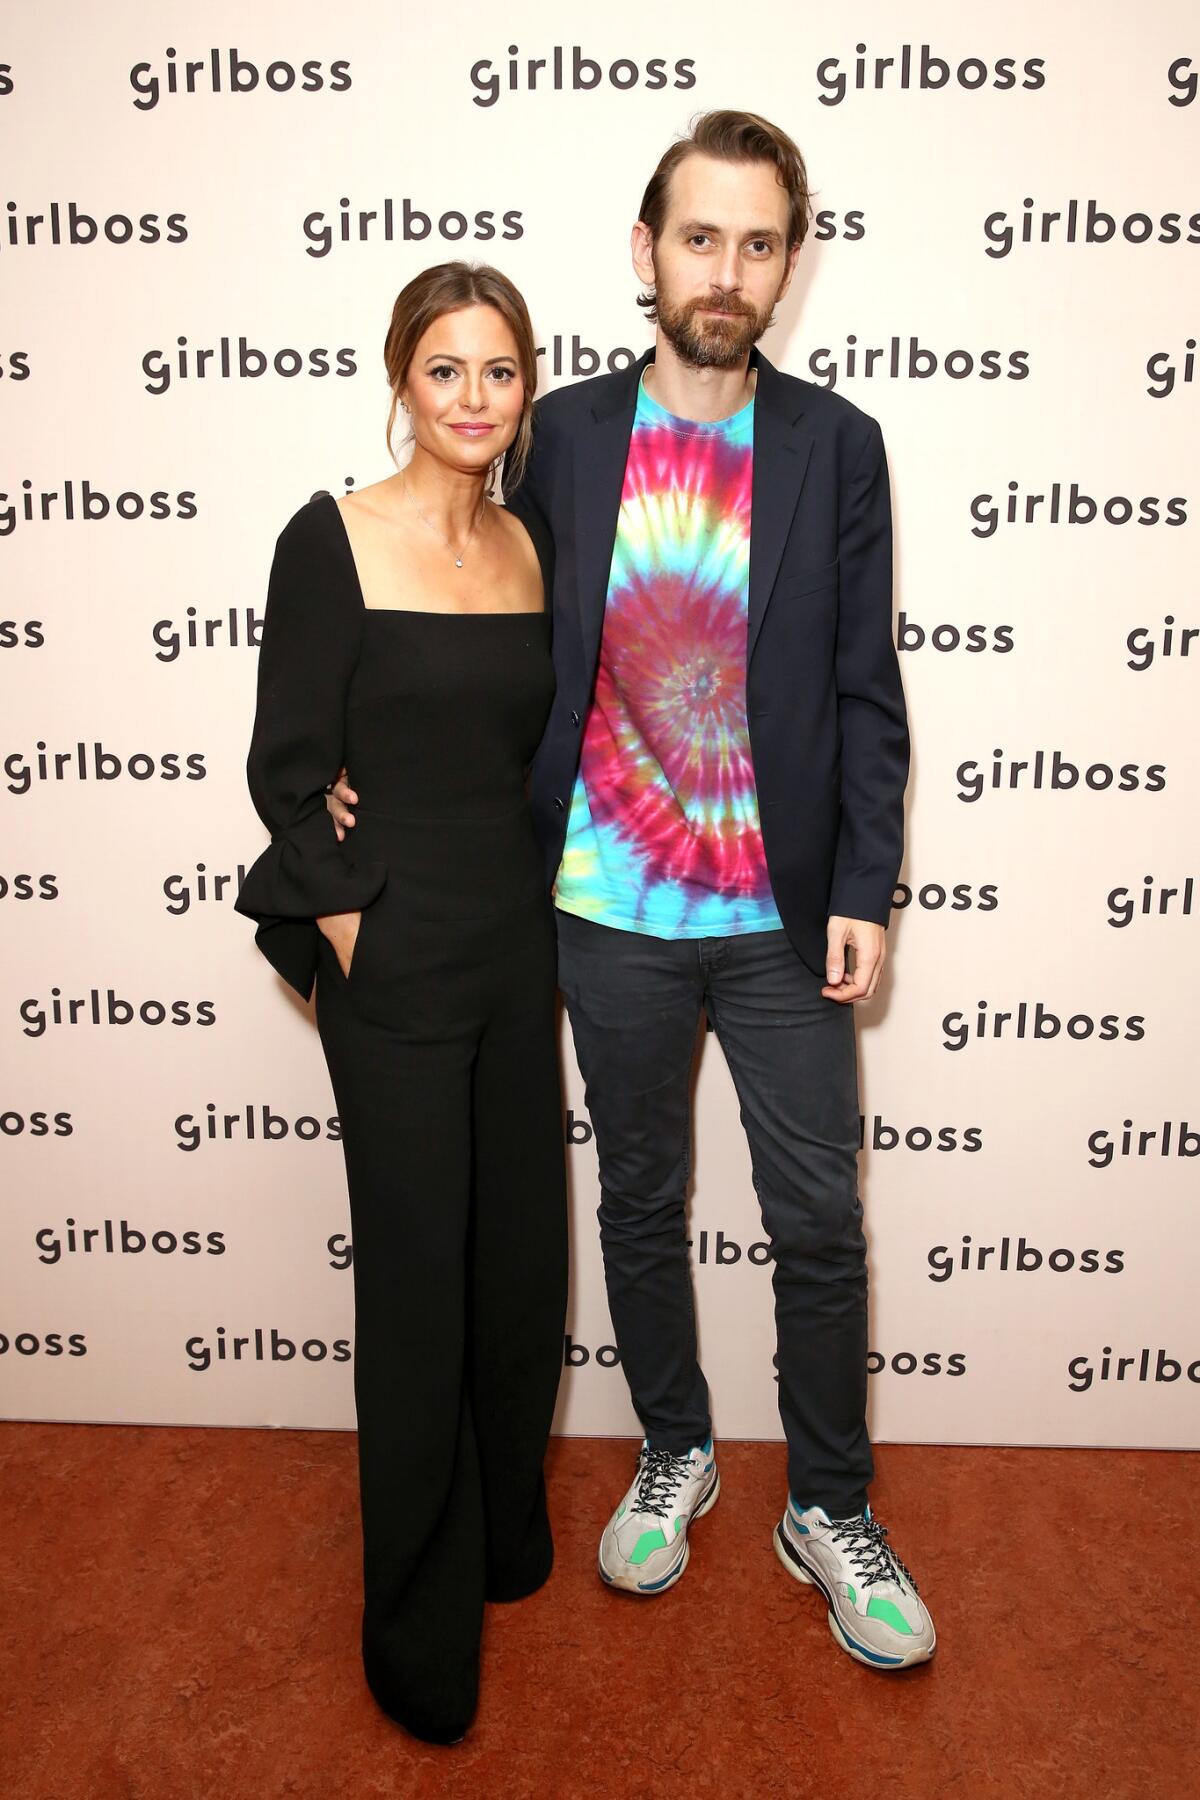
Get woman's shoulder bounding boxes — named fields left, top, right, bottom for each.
left=275, top=490, right=341, bottom=553
left=267, top=493, right=362, bottom=620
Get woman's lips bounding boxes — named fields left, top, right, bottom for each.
left=448, top=422, right=495, bottom=435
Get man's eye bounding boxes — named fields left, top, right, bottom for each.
left=749, top=240, right=772, bottom=254
left=688, top=234, right=712, bottom=248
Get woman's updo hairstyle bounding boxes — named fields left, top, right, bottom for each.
left=383, top=261, right=538, bottom=491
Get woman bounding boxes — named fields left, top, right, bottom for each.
left=235, top=263, right=567, bottom=1745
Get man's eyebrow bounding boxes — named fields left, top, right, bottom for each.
left=676, top=219, right=783, bottom=242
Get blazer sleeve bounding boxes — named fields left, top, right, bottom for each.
left=234, top=501, right=387, bottom=998
left=828, top=420, right=910, bottom=925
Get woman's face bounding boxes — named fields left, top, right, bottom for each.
left=403, top=303, right=525, bottom=475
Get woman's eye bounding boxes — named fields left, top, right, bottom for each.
left=488, top=367, right=515, bottom=383
left=430, top=364, right=458, bottom=381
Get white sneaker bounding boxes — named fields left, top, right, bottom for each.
left=598, top=1440, right=720, bottom=1594
left=775, top=1500, right=936, bottom=1669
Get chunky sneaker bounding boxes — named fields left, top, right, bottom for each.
left=774, top=1500, right=936, bottom=1669
left=598, top=1440, right=720, bottom=1594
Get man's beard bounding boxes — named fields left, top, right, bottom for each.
left=655, top=284, right=777, bottom=369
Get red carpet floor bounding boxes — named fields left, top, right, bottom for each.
left=1, top=1425, right=1193, bottom=1799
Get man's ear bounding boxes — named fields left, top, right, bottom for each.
left=631, top=219, right=656, bottom=291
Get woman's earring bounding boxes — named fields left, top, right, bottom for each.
left=400, top=398, right=410, bottom=414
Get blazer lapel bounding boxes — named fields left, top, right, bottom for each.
left=747, top=351, right=815, bottom=666
left=573, top=352, right=648, bottom=679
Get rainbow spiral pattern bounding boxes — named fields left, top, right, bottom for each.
left=554, top=380, right=782, bottom=938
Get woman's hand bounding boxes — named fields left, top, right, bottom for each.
left=316, top=910, right=361, bottom=978
left=325, top=768, right=358, bottom=843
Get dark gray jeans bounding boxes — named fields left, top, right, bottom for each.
left=556, top=909, right=873, bottom=1515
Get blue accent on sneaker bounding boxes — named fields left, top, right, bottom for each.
left=636, top=1541, right=689, bottom=1592
left=827, top=1614, right=908, bottom=1669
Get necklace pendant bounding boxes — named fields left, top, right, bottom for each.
left=454, top=556, right=463, bottom=568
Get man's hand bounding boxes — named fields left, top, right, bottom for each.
left=325, top=768, right=357, bottom=843
left=823, top=917, right=886, bottom=1004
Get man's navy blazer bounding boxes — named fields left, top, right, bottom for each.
left=506, top=345, right=910, bottom=979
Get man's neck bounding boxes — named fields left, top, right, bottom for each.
left=644, top=332, right=758, bottom=424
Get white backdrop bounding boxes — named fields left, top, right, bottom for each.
left=2, top=0, right=1197, bottom=1449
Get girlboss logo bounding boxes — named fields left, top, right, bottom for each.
left=804, top=335, right=1029, bottom=392
left=469, top=45, right=696, bottom=107
left=302, top=198, right=523, bottom=259
left=0, top=480, right=197, bottom=535
left=20, top=990, right=216, bottom=1038
left=1106, top=877, right=1195, bottom=926
left=817, top=44, right=1045, bottom=104
left=130, top=48, right=351, bottom=110
left=969, top=482, right=1187, bottom=534
left=35, top=1219, right=225, bottom=1264
left=143, top=338, right=356, bottom=395
left=983, top=199, right=1200, bottom=257
left=1068, top=1347, right=1199, bottom=1391
left=1168, top=58, right=1197, bottom=105
left=941, top=1001, right=1145, bottom=1052
left=1126, top=617, right=1197, bottom=670
left=2, top=201, right=187, bottom=253
left=955, top=750, right=1166, bottom=801
left=1, top=1330, right=86, bottom=1358
left=1, top=1108, right=71, bottom=1138
left=1086, top=1119, right=1198, bottom=1168
left=1146, top=340, right=1196, bottom=397
left=928, top=1236, right=1124, bottom=1281
left=185, top=1327, right=351, bottom=1371
left=174, top=1103, right=340, bottom=1150
left=4, top=743, right=206, bottom=793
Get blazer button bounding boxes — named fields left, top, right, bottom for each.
left=553, top=796, right=565, bottom=811
left=570, top=710, right=581, bottom=727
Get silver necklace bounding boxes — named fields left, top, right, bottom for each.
left=400, top=475, right=485, bottom=569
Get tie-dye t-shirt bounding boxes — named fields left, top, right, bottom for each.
left=554, top=375, right=783, bottom=938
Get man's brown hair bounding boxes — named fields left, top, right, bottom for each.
left=636, top=110, right=811, bottom=316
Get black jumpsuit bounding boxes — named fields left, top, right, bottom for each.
left=235, top=495, right=568, bottom=1743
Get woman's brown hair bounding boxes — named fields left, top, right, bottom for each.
left=383, top=262, right=538, bottom=490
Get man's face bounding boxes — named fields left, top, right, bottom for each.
left=634, top=152, right=799, bottom=369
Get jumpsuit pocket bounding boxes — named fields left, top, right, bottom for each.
left=344, top=898, right=379, bottom=988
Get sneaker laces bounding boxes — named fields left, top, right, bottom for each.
left=631, top=1447, right=694, bottom=1520
left=826, top=1513, right=919, bottom=1594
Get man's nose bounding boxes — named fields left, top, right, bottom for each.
left=713, top=246, right=743, bottom=291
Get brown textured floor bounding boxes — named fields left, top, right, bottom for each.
left=1, top=1427, right=1193, bottom=1800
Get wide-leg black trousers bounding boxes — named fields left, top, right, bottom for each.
left=313, top=898, right=567, bottom=1743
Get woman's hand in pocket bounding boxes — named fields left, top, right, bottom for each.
left=316, top=910, right=361, bottom=978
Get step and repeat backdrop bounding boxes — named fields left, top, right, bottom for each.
left=2, top=0, right=1197, bottom=1450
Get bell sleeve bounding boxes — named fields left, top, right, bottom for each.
left=234, top=500, right=386, bottom=998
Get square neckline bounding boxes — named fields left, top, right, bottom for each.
left=321, top=491, right=548, bottom=620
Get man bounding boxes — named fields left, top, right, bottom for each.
left=334, top=110, right=934, bottom=1669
